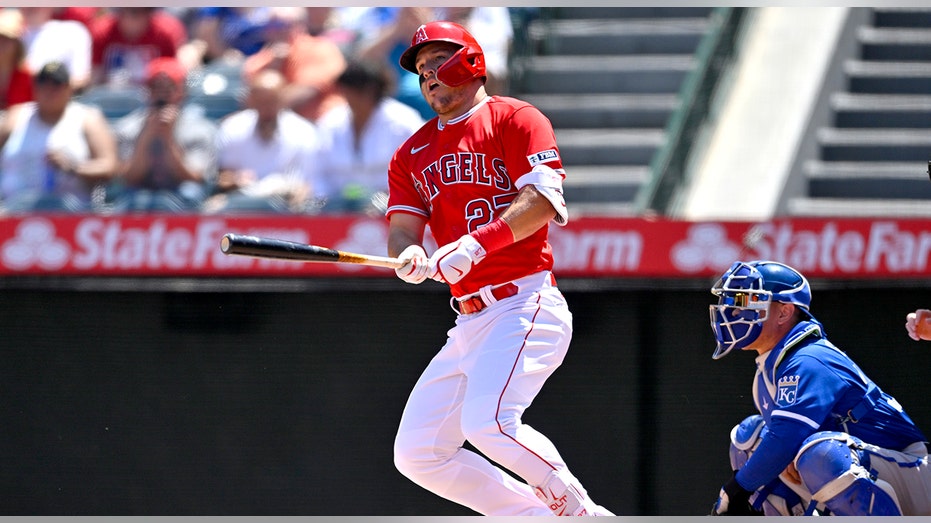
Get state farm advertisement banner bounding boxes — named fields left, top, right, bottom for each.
left=1, top=214, right=930, bottom=278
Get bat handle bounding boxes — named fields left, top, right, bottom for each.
left=341, top=252, right=406, bottom=269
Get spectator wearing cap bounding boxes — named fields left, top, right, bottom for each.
left=242, top=6, right=347, bottom=123
left=0, top=8, right=33, bottom=110
left=111, top=56, right=217, bottom=212
left=313, top=59, right=423, bottom=213
left=0, top=61, right=118, bottom=213
left=89, top=7, right=187, bottom=87
left=202, top=69, right=323, bottom=214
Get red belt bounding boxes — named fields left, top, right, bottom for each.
left=456, top=274, right=556, bottom=315
left=457, top=283, right=519, bottom=315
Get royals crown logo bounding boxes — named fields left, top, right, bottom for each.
left=776, top=375, right=800, bottom=406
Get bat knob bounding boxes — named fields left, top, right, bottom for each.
left=220, top=234, right=232, bottom=254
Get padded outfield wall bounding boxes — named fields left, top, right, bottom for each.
left=1, top=278, right=928, bottom=515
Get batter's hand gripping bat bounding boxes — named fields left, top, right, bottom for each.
left=220, top=233, right=405, bottom=269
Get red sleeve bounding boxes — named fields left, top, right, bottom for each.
left=54, top=7, right=101, bottom=29
left=4, top=69, right=34, bottom=108
left=386, top=140, right=430, bottom=220
left=152, top=11, right=188, bottom=52
left=500, top=103, right=563, bottom=180
left=90, top=16, right=115, bottom=65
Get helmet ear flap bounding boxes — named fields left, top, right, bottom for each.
left=436, top=46, right=485, bottom=87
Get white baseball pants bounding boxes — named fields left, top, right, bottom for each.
left=393, top=271, right=583, bottom=515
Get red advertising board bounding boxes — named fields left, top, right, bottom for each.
left=2, top=214, right=930, bottom=278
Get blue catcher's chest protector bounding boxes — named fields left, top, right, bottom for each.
left=734, top=319, right=928, bottom=496
left=753, top=321, right=926, bottom=450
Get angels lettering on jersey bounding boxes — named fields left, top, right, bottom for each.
left=411, top=152, right=515, bottom=215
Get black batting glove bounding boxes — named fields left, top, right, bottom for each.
left=711, top=472, right=763, bottom=516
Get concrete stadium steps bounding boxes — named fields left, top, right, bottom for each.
left=788, top=7, right=931, bottom=217
left=859, top=27, right=931, bottom=61
left=563, top=165, right=650, bottom=204
left=803, top=161, right=931, bottom=199
left=556, top=128, right=665, bottom=166
left=872, top=7, right=931, bottom=28
left=529, top=18, right=710, bottom=56
left=845, top=60, right=931, bottom=94
left=787, top=197, right=931, bottom=217
left=522, top=93, right=678, bottom=129
left=549, top=7, right=715, bottom=20
left=568, top=201, right=640, bottom=217
left=831, top=93, right=931, bottom=127
left=817, top=128, right=931, bottom=162
left=513, top=7, right=715, bottom=213
left=519, top=55, right=694, bottom=95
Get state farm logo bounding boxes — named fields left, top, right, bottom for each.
left=670, top=223, right=742, bottom=273
left=0, top=217, right=312, bottom=272
left=2, top=218, right=71, bottom=270
left=550, top=226, right=643, bottom=272
left=747, top=221, right=931, bottom=273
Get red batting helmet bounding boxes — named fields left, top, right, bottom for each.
left=398, top=20, right=486, bottom=87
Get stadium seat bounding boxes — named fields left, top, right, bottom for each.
left=76, top=85, right=147, bottom=121
left=186, top=91, right=243, bottom=121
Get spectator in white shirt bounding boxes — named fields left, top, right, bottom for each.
left=314, top=59, right=423, bottom=214
left=0, top=61, right=117, bottom=213
left=202, top=68, right=323, bottom=214
left=18, top=7, right=92, bottom=91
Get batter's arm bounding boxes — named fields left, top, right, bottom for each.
left=388, top=212, right=428, bottom=257
left=497, top=184, right=558, bottom=242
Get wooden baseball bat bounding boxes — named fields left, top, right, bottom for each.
left=220, top=233, right=405, bottom=269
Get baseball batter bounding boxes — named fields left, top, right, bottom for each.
left=709, top=260, right=931, bottom=516
left=385, top=21, right=613, bottom=516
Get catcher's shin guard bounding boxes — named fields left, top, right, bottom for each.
left=795, top=432, right=902, bottom=516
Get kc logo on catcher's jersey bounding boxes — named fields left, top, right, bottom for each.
left=776, top=375, right=800, bottom=406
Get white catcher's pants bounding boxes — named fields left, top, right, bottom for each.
left=394, top=271, right=582, bottom=515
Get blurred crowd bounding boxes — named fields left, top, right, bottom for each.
left=0, top=6, right=528, bottom=216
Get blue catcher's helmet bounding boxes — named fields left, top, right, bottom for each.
left=709, top=260, right=813, bottom=359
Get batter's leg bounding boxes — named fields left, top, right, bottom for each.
left=458, top=287, right=612, bottom=515
left=393, top=337, right=550, bottom=515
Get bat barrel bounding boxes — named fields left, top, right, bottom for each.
left=220, top=233, right=404, bottom=269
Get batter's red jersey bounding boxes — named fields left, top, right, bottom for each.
left=387, top=95, right=565, bottom=298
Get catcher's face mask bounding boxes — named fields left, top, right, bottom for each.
left=709, top=260, right=814, bottom=360
left=709, top=262, right=773, bottom=359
